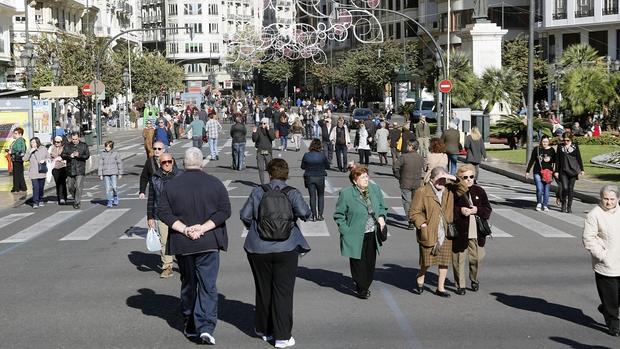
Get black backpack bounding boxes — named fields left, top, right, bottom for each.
left=257, top=185, right=295, bottom=241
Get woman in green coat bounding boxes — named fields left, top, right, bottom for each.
left=334, top=165, right=388, bottom=299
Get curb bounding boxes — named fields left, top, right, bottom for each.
left=13, top=152, right=138, bottom=208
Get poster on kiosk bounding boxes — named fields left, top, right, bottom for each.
left=32, top=100, right=53, bottom=145
left=0, top=98, right=34, bottom=171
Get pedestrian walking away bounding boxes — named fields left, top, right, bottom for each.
left=189, top=115, right=206, bottom=151
left=410, top=167, right=467, bottom=297
left=441, top=121, right=461, bottom=175
left=98, top=140, right=123, bottom=208
left=389, top=122, right=402, bottom=169
left=291, top=118, right=304, bottom=152
left=24, top=137, right=49, bottom=208
left=375, top=122, right=389, bottom=166
left=252, top=118, right=276, bottom=185
left=555, top=133, right=584, bottom=213
left=526, top=135, right=556, bottom=212
left=49, top=136, right=68, bottom=204
left=61, top=132, right=90, bottom=209
left=240, top=158, right=311, bottom=348
left=424, top=138, right=449, bottom=183
left=158, top=147, right=231, bottom=345
left=230, top=116, right=247, bottom=170
left=320, top=117, right=334, bottom=164
left=301, top=139, right=330, bottom=221
left=583, top=185, right=620, bottom=337
left=8, top=127, right=27, bottom=192
left=143, top=119, right=155, bottom=157
left=334, top=166, right=388, bottom=299
left=464, top=127, right=487, bottom=180
left=393, top=141, right=424, bottom=229
left=452, top=164, right=492, bottom=295
left=206, top=113, right=222, bottom=160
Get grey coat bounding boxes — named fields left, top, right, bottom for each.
left=464, top=136, right=487, bottom=164
left=98, top=151, right=123, bottom=176
left=394, top=151, right=424, bottom=190
left=24, top=147, right=49, bottom=180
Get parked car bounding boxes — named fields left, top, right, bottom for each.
left=349, top=108, right=373, bottom=129
left=410, top=100, right=437, bottom=123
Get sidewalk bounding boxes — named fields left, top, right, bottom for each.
left=0, top=127, right=143, bottom=210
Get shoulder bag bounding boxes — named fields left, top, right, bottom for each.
left=537, top=148, right=553, bottom=184
left=466, top=193, right=492, bottom=237
left=362, top=191, right=387, bottom=243
left=438, top=204, right=458, bottom=240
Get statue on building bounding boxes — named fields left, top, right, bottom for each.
left=472, top=0, right=489, bottom=22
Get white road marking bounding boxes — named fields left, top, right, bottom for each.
left=0, top=211, right=81, bottom=243
left=544, top=210, right=585, bottom=229
left=494, top=209, right=574, bottom=238
left=370, top=180, right=390, bottom=198
left=0, top=213, right=35, bottom=230
left=490, top=225, right=513, bottom=237
left=60, top=209, right=131, bottom=241
left=324, top=178, right=341, bottom=194
left=223, top=180, right=237, bottom=192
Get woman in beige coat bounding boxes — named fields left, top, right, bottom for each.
left=410, top=166, right=467, bottom=297
left=423, top=138, right=448, bottom=183
left=583, top=185, right=620, bottom=336
left=23, top=137, right=49, bottom=208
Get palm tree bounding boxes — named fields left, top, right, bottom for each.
left=560, top=44, right=603, bottom=71
left=449, top=51, right=480, bottom=108
left=478, top=67, right=521, bottom=114
left=561, top=66, right=616, bottom=116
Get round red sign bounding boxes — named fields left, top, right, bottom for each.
left=438, top=79, right=453, bottom=93
left=82, top=84, right=93, bottom=96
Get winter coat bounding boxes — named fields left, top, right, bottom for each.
left=61, top=141, right=90, bottom=176
left=441, top=128, right=461, bottom=155
left=394, top=151, right=424, bottom=190
left=48, top=144, right=67, bottom=169
left=230, top=122, right=247, bottom=144
left=464, top=136, right=487, bottom=164
left=98, top=150, right=123, bottom=176
left=583, top=205, right=620, bottom=277
left=453, top=185, right=492, bottom=250
left=24, top=146, right=49, bottom=180
left=375, top=128, right=390, bottom=153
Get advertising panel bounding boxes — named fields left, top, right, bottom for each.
left=0, top=98, right=32, bottom=170
left=32, top=100, right=53, bottom=144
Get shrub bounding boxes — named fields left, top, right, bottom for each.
left=574, top=133, right=620, bottom=146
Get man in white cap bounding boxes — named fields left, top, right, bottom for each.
left=251, top=117, right=276, bottom=184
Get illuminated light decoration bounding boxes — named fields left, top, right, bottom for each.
left=226, top=0, right=384, bottom=68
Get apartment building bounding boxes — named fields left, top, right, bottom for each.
left=0, top=0, right=17, bottom=83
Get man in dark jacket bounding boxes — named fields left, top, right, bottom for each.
left=441, top=122, right=461, bottom=175
left=147, top=152, right=182, bottom=278
left=230, top=116, right=247, bottom=170
left=252, top=118, right=276, bottom=184
left=158, top=147, right=231, bottom=345
left=139, top=141, right=165, bottom=199
left=61, top=131, right=90, bottom=209
left=389, top=122, right=402, bottom=164
left=393, top=141, right=424, bottom=229
left=319, top=117, right=334, bottom=165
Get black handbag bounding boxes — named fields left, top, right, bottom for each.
left=362, top=190, right=387, bottom=243
left=38, top=161, right=48, bottom=174
left=439, top=206, right=458, bottom=240
left=475, top=215, right=492, bottom=237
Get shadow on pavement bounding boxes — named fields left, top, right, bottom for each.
left=549, top=336, right=612, bottom=349
left=297, top=266, right=356, bottom=297
left=127, top=250, right=161, bottom=273
left=126, top=288, right=184, bottom=332
left=233, top=179, right=259, bottom=188
left=492, top=293, right=606, bottom=332
left=218, top=294, right=255, bottom=338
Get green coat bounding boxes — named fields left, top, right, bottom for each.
left=333, top=183, right=388, bottom=259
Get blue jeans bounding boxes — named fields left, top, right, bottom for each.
left=280, top=136, right=288, bottom=150
left=103, top=175, right=118, bottom=203
left=534, top=173, right=550, bottom=207
left=232, top=142, right=246, bottom=170
left=31, top=178, right=45, bottom=204
left=208, top=138, right=218, bottom=159
left=178, top=251, right=220, bottom=335
left=448, top=154, right=459, bottom=175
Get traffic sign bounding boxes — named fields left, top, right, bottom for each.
left=82, top=84, right=92, bottom=96
left=438, top=79, right=453, bottom=93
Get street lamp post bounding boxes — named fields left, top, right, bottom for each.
left=122, top=68, right=130, bottom=129
left=50, top=53, right=60, bottom=134
left=19, top=42, right=38, bottom=89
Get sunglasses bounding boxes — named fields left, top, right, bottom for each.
left=461, top=175, right=475, bottom=180
left=153, top=147, right=163, bottom=150
left=160, top=160, right=173, bottom=165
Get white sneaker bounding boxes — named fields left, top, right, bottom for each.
left=199, top=332, right=216, bottom=345
left=535, top=203, right=542, bottom=211
left=543, top=206, right=549, bottom=212
left=275, top=337, right=295, bottom=348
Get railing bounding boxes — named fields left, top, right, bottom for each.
left=602, top=7, right=619, bottom=15
left=575, top=9, right=594, bottom=18
left=552, top=12, right=567, bottom=20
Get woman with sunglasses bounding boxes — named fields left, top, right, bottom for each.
left=49, top=136, right=68, bottom=204
left=452, top=164, right=492, bottom=295
left=555, top=134, right=584, bottom=213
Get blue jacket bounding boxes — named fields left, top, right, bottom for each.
left=276, top=121, right=290, bottom=137
left=301, top=150, right=330, bottom=177
left=240, top=179, right=311, bottom=254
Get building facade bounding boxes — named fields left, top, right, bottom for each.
left=0, top=0, right=17, bottom=83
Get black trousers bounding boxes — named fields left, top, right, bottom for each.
left=349, top=232, right=377, bottom=291
left=306, top=175, right=325, bottom=217
left=52, top=167, right=68, bottom=201
left=358, top=149, right=370, bottom=165
left=596, top=272, right=620, bottom=330
left=335, top=144, right=348, bottom=171
left=560, top=173, right=577, bottom=207
left=12, top=160, right=27, bottom=192
left=322, top=142, right=333, bottom=164
left=247, top=250, right=299, bottom=341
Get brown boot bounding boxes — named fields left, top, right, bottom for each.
left=160, top=267, right=173, bottom=278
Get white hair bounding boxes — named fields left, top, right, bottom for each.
left=600, top=185, right=619, bottom=199
left=184, top=147, right=203, bottom=169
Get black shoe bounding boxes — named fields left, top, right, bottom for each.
left=455, top=288, right=466, bottom=295
left=73, top=203, right=80, bottom=209
left=435, top=290, right=451, bottom=298
left=215, top=155, right=219, bottom=161
left=10, top=189, right=16, bottom=193
left=471, top=281, right=479, bottom=292
left=413, top=284, right=424, bottom=295
left=310, top=216, right=316, bottom=222
left=608, top=328, right=620, bottom=337
left=357, top=289, right=370, bottom=299
left=317, top=215, right=324, bottom=221
left=183, top=319, right=197, bottom=338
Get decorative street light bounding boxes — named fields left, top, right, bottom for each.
left=50, top=53, right=61, bottom=132
left=122, top=68, right=130, bottom=128
left=19, top=42, right=38, bottom=89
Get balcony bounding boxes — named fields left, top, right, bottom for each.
left=575, top=9, right=594, bottom=18
left=602, top=7, right=619, bottom=15
left=552, top=12, right=567, bottom=20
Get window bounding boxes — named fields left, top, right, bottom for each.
left=395, top=0, right=401, bottom=11
left=208, top=4, right=218, bottom=15
left=209, top=23, right=218, bottom=33
left=553, top=0, right=567, bottom=19
left=0, top=25, right=4, bottom=54
left=395, top=22, right=401, bottom=39
left=405, top=20, right=417, bottom=38
left=14, top=16, right=25, bottom=23
left=186, top=64, right=203, bottom=73
left=186, top=23, right=202, bottom=34
left=185, top=43, right=203, bottom=53
left=589, top=31, right=608, bottom=56
left=575, top=0, right=593, bottom=18
left=603, top=0, right=619, bottom=15
left=210, top=43, right=219, bottom=53
left=405, top=0, right=418, bottom=8
left=169, top=4, right=178, bottom=16
left=562, top=33, right=580, bottom=50
left=168, top=43, right=178, bottom=54
left=548, top=35, right=556, bottom=63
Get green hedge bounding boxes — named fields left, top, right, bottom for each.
left=575, top=134, right=620, bottom=146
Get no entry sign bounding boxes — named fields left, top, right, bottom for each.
left=438, top=79, right=453, bottom=93
left=82, top=84, right=92, bottom=96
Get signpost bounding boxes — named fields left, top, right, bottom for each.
left=438, top=79, right=453, bottom=93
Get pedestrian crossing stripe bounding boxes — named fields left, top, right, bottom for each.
left=494, top=209, right=574, bottom=238
left=60, top=209, right=131, bottom=241
left=489, top=226, right=513, bottom=237
left=120, top=216, right=148, bottom=239
left=544, top=210, right=585, bottom=228
left=0, top=213, right=34, bottom=228
left=241, top=219, right=330, bottom=237
left=0, top=211, right=81, bottom=244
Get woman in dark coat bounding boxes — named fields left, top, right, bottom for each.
left=452, top=164, right=492, bottom=295
left=301, top=139, right=330, bottom=221
left=555, top=133, right=584, bottom=213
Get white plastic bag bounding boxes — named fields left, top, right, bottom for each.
left=146, top=227, right=161, bottom=252
left=186, top=127, right=193, bottom=139
left=45, top=159, right=53, bottom=184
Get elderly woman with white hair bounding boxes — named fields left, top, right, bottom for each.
left=583, top=184, right=620, bottom=337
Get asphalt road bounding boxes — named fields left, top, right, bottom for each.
left=0, top=125, right=616, bottom=349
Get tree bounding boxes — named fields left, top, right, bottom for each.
left=260, top=58, right=294, bottom=86
left=560, top=43, right=602, bottom=71
left=448, top=51, right=479, bottom=108
left=560, top=66, right=615, bottom=116
left=502, top=34, right=549, bottom=95
left=478, top=67, right=521, bottom=114
left=130, top=52, right=185, bottom=102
